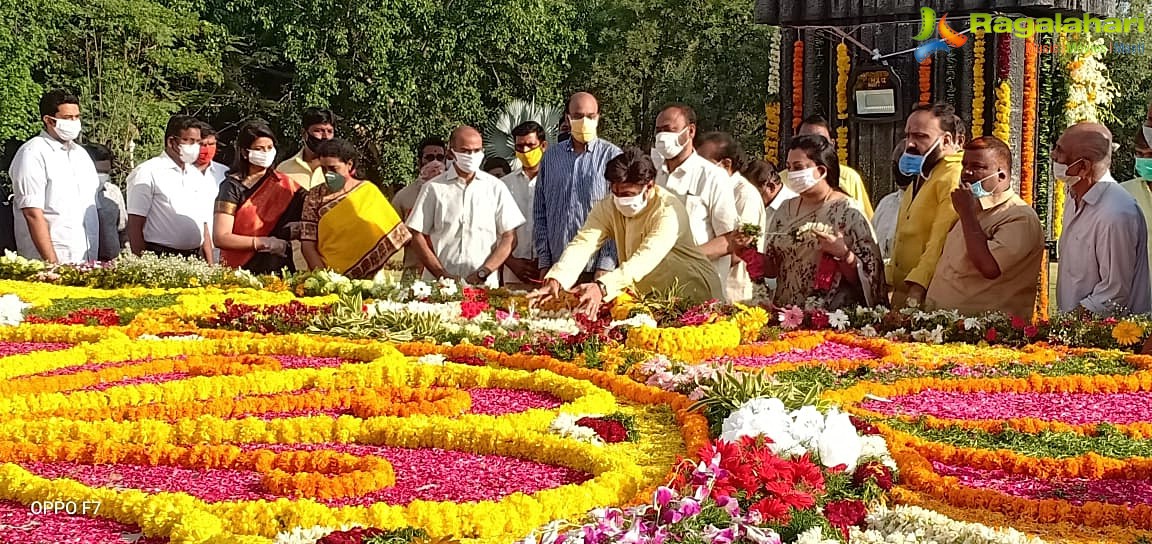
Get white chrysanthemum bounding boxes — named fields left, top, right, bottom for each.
left=0, top=294, right=28, bottom=326
left=828, top=309, right=850, bottom=330
left=609, top=313, right=658, bottom=330
left=438, top=277, right=460, bottom=297
left=410, top=280, right=433, bottom=299
left=817, top=408, right=863, bottom=471
left=789, top=405, right=826, bottom=448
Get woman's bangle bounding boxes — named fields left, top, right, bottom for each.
left=252, top=237, right=259, bottom=251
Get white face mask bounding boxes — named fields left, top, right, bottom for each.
left=614, top=188, right=650, bottom=217
left=650, top=148, right=666, bottom=171
left=97, top=173, right=111, bottom=185
left=1143, top=126, right=1152, bottom=149
left=653, top=128, right=690, bottom=160
left=1053, top=159, right=1084, bottom=186
left=178, top=143, right=201, bottom=165
left=248, top=148, right=277, bottom=168
left=452, top=150, right=484, bottom=175
left=785, top=167, right=825, bottom=194
left=53, top=118, right=82, bottom=142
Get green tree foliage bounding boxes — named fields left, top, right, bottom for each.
left=569, top=0, right=775, bottom=155
left=1, top=0, right=223, bottom=172
left=205, top=0, right=583, bottom=186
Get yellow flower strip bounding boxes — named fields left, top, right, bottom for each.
left=0, top=440, right=397, bottom=500
left=825, top=372, right=1152, bottom=439
left=0, top=280, right=179, bottom=307
left=884, top=424, right=1152, bottom=530
left=625, top=319, right=742, bottom=360
left=0, top=355, right=284, bottom=396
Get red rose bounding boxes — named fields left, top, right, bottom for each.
left=575, top=417, right=629, bottom=443
left=1024, top=325, right=1039, bottom=338
left=853, top=461, right=893, bottom=490
left=824, top=499, right=868, bottom=532
left=985, top=327, right=998, bottom=342
left=849, top=415, right=880, bottom=435
left=811, top=311, right=830, bottom=329
left=1010, top=315, right=1027, bottom=329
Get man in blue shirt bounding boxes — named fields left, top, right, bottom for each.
left=534, top=92, right=623, bottom=282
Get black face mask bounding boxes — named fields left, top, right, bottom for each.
left=558, top=131, right=571, bottom=142
left=892, top=164, right=915, bottom=189
left=306, top=133, right=330, bottom=152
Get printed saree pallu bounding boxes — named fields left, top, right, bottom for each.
left=220, top=172, right=301, bottom=269
left=317, top=183, right=411, bottom=278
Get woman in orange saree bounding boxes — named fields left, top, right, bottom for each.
left=212, top=121, right=306, bottom=274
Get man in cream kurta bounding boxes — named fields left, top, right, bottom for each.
left=543, top=185, right=721, bottom=303
left=656, top=152, right=738, bottom=291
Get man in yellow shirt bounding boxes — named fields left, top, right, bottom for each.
left=276, top=108, right=333, bottom=190
left=1120, top=97, right=1152, bottom=291
left=797, top=115, right=874, bottom=219
left=528, top=148, right=721, bottom=318
left=925, top=136, right=1044, bottom=320
left=889, top=103, right=964, bottom=308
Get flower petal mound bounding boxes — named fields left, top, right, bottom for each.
left=0, top=333, right=696, bottom=543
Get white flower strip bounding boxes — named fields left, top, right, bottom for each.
left=548, top=413, right=604, bottom=445
left=849, top=505, right=1051, bottom=544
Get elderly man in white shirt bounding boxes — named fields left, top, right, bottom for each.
left=1054, top=122, right=1151, bottom=316
left=406, top=125, right=525, bottom=289
left=126, top=115, right=218, bottom=262
left=9, top=89, right=100, bottom=264
left=651, top=104, right=739, bottom=296
left=696, top=131, right=763, bottom=302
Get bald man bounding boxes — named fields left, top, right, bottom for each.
left=534, top=92, right=623, bottom=284
left=1055, top=122, right=1150, bottom=316
left=406, top=126, right=525, bottom=288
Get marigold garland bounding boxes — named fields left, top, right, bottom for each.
left=836, top=42, right=850, bottom=164
left=918, top=56, right=932, bottom=104
left=971, top=30, right=987, bottom=138
left=792, top=39, right=805, bottom=130
left=993, top=80, right=1013, bottom=145
left=764, top=102, right=781, bottom=161
left=1020, top=36, right=1039, bottom=204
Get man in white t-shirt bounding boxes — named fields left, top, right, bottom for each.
left=501, top=121, right=548, bottom=285
left=697, top=131, right=763, bottom=302
left=406, top=126, right=525, bottom=289
left=652, top=104, right=739, bottom=297
left=9, top=89, right=100, bottom=264
left=126, top=115, right=218, bottom=262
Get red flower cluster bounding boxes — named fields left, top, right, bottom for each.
left=849, top=415, right=879, bottom=436
left=26, top=307, right=120, bottom=327
left=318, top=528, right=385, bottom=544
left=813, top=254, right=839, bottom=292
left=693, top=438, right=825, bottom=525
left=204, top=299, right=326, bottom=334
left=824, top=499, right=868, bottom=538
left=449, top=355, right=487, bottom=367
left=575, top=417, right=628, bottom=443
left=459, top=287, right=490, bottom=319
left=852, top=461, right=893, bottom=491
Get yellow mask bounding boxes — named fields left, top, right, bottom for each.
left=569, top=117, right=599, bottom=144
left=516, top=147, right=544, bottom=168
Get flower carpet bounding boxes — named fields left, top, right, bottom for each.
left=2, top=266, right=1152, bottom=543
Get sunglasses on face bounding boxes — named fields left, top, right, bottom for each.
left=423, top=154, right=446, bottom=162
left=514, top=143, right=541, bottom=153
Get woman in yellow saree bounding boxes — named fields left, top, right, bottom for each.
left=300, top=139, right=412, bottom=279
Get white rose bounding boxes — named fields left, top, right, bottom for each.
left=789, top=405, right=826, bottom=448
left=816, top=408, right=863, bottom=471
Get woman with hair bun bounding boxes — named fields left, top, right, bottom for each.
left=528, top=147, right=721, bottom=318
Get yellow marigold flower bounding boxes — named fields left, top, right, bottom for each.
left=1112, top=321, right=1144, bottom=346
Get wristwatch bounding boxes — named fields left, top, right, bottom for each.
left=476, top=268, right=491, bottom=280
left=595, top=281, right=608, bottom=297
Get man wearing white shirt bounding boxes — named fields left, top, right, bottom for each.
left=126, top=115, right=217, bottom=262
left=502, top=121, right=547, bottom=285
left=652, top=104, right=738, bottom=296
left=1054, top=122, right=1151, bottom=316
left=9, top=89, right=100, bottom=264
left=697, top=131, right=762, bottom=302
left=872, top=139, right=913, bottom=261
left=406, top=125, right=525, bottom=289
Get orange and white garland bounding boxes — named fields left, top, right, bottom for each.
left=836, top=42, right=850, bottom=164
left=970, top=30, right=987, bottom=138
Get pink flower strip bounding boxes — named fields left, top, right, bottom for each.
left=704, top=342, right=878, bottom=369
left=862, top=390, right=1152, bottom=425
left=21, top=443, right=590, bottom=507
left=0, top=342, right=71, bottom=357
left=933, top=461, right=1152, bottom=507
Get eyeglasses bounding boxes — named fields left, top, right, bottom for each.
left=514, top=143, right=541, bottom=153
left=422, top=154, right=446, bottom=162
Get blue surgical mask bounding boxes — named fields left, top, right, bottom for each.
left=898, top=137, right=943, bottom=177
left=1136, top=157, right=1152, bottom=180
left=968, top=171, right=1000, bottom=199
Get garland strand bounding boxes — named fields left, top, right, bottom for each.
left=836, top=42, right=850, bottom=165
left=1020, top=36, right=1039, bottom=205
left=918, top=56, right=932, bottom=104
left=971, top=30, right=987, bottom=138
left=792, top=39, right=805, bottom=130
left=992, top=33, right=1013, bottom=145
left=764, top=30, right=782, bottom=161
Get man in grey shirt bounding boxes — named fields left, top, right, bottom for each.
left=84, top=144, right=128, bottom=261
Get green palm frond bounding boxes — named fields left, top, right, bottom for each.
left=484, top=99, right=563, bottom=162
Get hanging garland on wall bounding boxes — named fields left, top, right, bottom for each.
left=764, top=30, right=782, bottom=161
left=1036, top=32, right=1061, bottom=229
left=836, top=42, right=850, bottom=165
left=792, top=39, right=805, bottom=130
left=1020, top=36, right=1039, bottom=205
left=992, top=32, right=1013, bottom=146
left=971, top=30, right=987, bottom=138
left=918, top=56, right=932, bottom=104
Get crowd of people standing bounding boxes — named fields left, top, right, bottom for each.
left=8, top=88, right=1152, bottom=321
